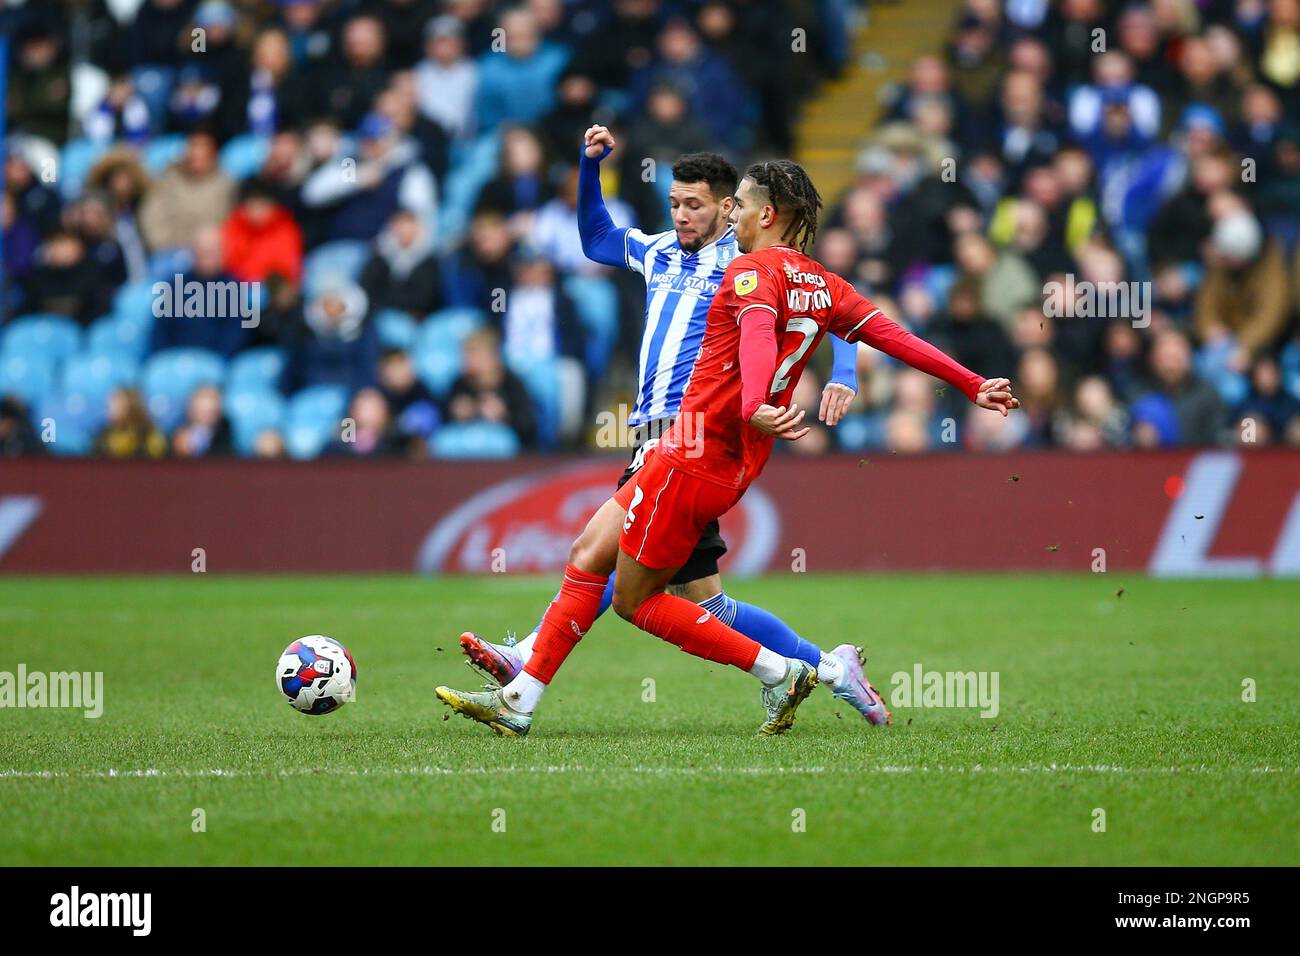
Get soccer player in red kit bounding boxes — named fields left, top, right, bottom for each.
left=436, top=159, right=1020, bottom=736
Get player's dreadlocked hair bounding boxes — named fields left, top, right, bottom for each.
left=743, top=160, right=823, bottom=252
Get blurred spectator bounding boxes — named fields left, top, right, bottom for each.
left=300, top=112, right=437, bottom=242
left=629, top=17, right=751, bottom=152
left=1142, top=329, right=1226, bottom=445
left=1194, top=204, right=1289, bottom=366
left=253, top=428, right=287, bottom=459
left=445, top=328, right=537, bottom=448
left=171, top=384, right=233, bottom=458
left=85, top=72, right=152, bottom=146
left=280, top=278, right=378, bottom=395
left=150, top=227, right=250, bottom=358
left=138, top=130, right=237, bottom=252
left=360, top=209, right=441, bottom=318
left=1060, top=376, right=1130, bottom=450
left=23, top=230, right=113, bottom=326
left=498, top=253, right=584, bottom=365
left=94, top=388, right=167, bottom=459
left=222, top=27, right=312, bottom=140
left=5, top=138, right=61, bottom=238
left=931, top=279, right=1018, bottom=379
left=2, top=192, right=39, bottom=294
left=314, top=15, right=393, bottom=131
left=475, top=126, right=552, bottom=221
left=475, top=7, right=570, bottom=131
left=85, top=149, right=151, bottom=283
left=68, top=192, right=129, bottom=291
left=7, top=14, right=70, bottom=145
left=0, top=397, right=46, bottom=457
left=324, top=387, right=398, bottom=457
left=1240, top=354, right=1300, bottom=440
left=378, top=348, right=440, bottom=453
left=415, top=15, right=478, bottom=140
left=443, top=212, right=516, bottom=310
left=221, top=180, right=304, bottom=285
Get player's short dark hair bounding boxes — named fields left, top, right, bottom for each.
left=671, top=152, right=739, bottom=200
left=743, top=159, right=823, bottom=252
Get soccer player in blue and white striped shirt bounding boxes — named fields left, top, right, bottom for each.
left=456, top=126, right=889, bottom=726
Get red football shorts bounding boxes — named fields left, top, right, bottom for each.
left=613, top=447, right=744, bottom=570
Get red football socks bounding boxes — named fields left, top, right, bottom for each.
left=522, top=564, right=608, bottom=683
left=632, top=592, right=762, bottom=670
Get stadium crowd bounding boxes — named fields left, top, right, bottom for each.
left=2, top=0, right=1299, bottom=460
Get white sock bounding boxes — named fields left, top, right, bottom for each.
left=817, top=653, right=846, bottom=690
left=748, top=647, right=789, bottom=686
left=500, top=671, right=546, bottom=714
left=513, top=631, right=537, bottom=662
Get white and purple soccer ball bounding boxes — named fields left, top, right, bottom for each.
left=277, top=635, right=357, bottom=715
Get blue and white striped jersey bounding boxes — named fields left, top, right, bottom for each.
left=622, top=225, right=738, bottom=426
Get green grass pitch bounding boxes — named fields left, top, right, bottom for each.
left=0, top=573, right=1296, bottom=866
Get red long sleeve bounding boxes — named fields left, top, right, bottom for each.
left=738, top=305, right=778, bottom=421
left=856, top=312, right=984, bottom=402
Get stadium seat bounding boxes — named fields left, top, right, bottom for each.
left=60, top=351, right=139, bottom=406
left=225, top=388, right=286, bottom=456
left=142, top=133, right=187, bottom=174
left=437, top=131, right=501, bottom=249
left=2, top=315, right=82, bottom=365
left=0, top=353, right=58, bottom=406
left=374, top=309, right=419, bottom=351
left=140, top=348, right=226, bottom=431
left=420, top=307, right=486, bottom=351
left=563, top=275, right=618, bottom=377
left=412, top=342, right=460, bottom=398
left=58, top=138, right=109, bottom=201
left=219, top=134, right=270, bottom=180
left=227, top=347, right=287, bottom=393
left=34, top=391, right=98, bottom=456
left=147, top=247, right=194, bottom=281
left=112, top=280, right=159, bottom=324
left=508, top=354, right=560, bottom=449
left=429, top=421, right=520, bottom=459
left=283, top=384, right=349, bottom=459
left=87, top=313, right=153, bottom=359
left=302, top=240, right=371, bottom=296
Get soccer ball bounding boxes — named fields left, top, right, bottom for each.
left=277, top=636, right=357, bottom=715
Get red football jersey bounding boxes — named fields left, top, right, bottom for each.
left=657, top=244, right=986, bottom=490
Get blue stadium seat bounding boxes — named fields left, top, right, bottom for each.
left=420, top=307, right=486, bottom=351
left=284, top=384, right=349, bottom=459
left=2, top=315, right=82, bottom=364
left=429, top=422, right=520, bottom=459
left=302, top=240, right=371, bottom=296
left=113, top=280, right=159, bottom=323
left=59, top=138, right=109, bottom=201
left=412, top=338, right=461, bottom=398
left=34, top=391, right=98, bottom=455
left=0, top=353, right=58, bottom=405
left=374, top=309, right=418, bottom=351
left=438, top=131, right=501, bottom=249
left=87, top=313, right=153, bottom=359
left=225, top=388, right=286, bottom=456
left=227, top=347, right=287, bottom=393
left=508, top=355, right=559, bottom=449
left=60, top=351, right=140, bottom=407
left=563, top=275, right=618, bottom=377
left=219, top=134, right=270, bottom=180
left=147, top=247, right=194, bottom=281
left=142, top=133, right=187, bottom=174
left=140, top=348, right=226, bottom=431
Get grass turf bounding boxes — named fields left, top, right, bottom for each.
left=0, top=573, right=1296, bottom=866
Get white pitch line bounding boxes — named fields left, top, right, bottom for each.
left=0, top=763, right=1293, bottom=781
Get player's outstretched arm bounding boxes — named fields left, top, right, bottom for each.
left=577, top=125, right=632, bottom=269
left=855, top=310, right=1019, bottom=414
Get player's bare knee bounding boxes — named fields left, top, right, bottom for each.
left=611, top=588, right=640, bottom=621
